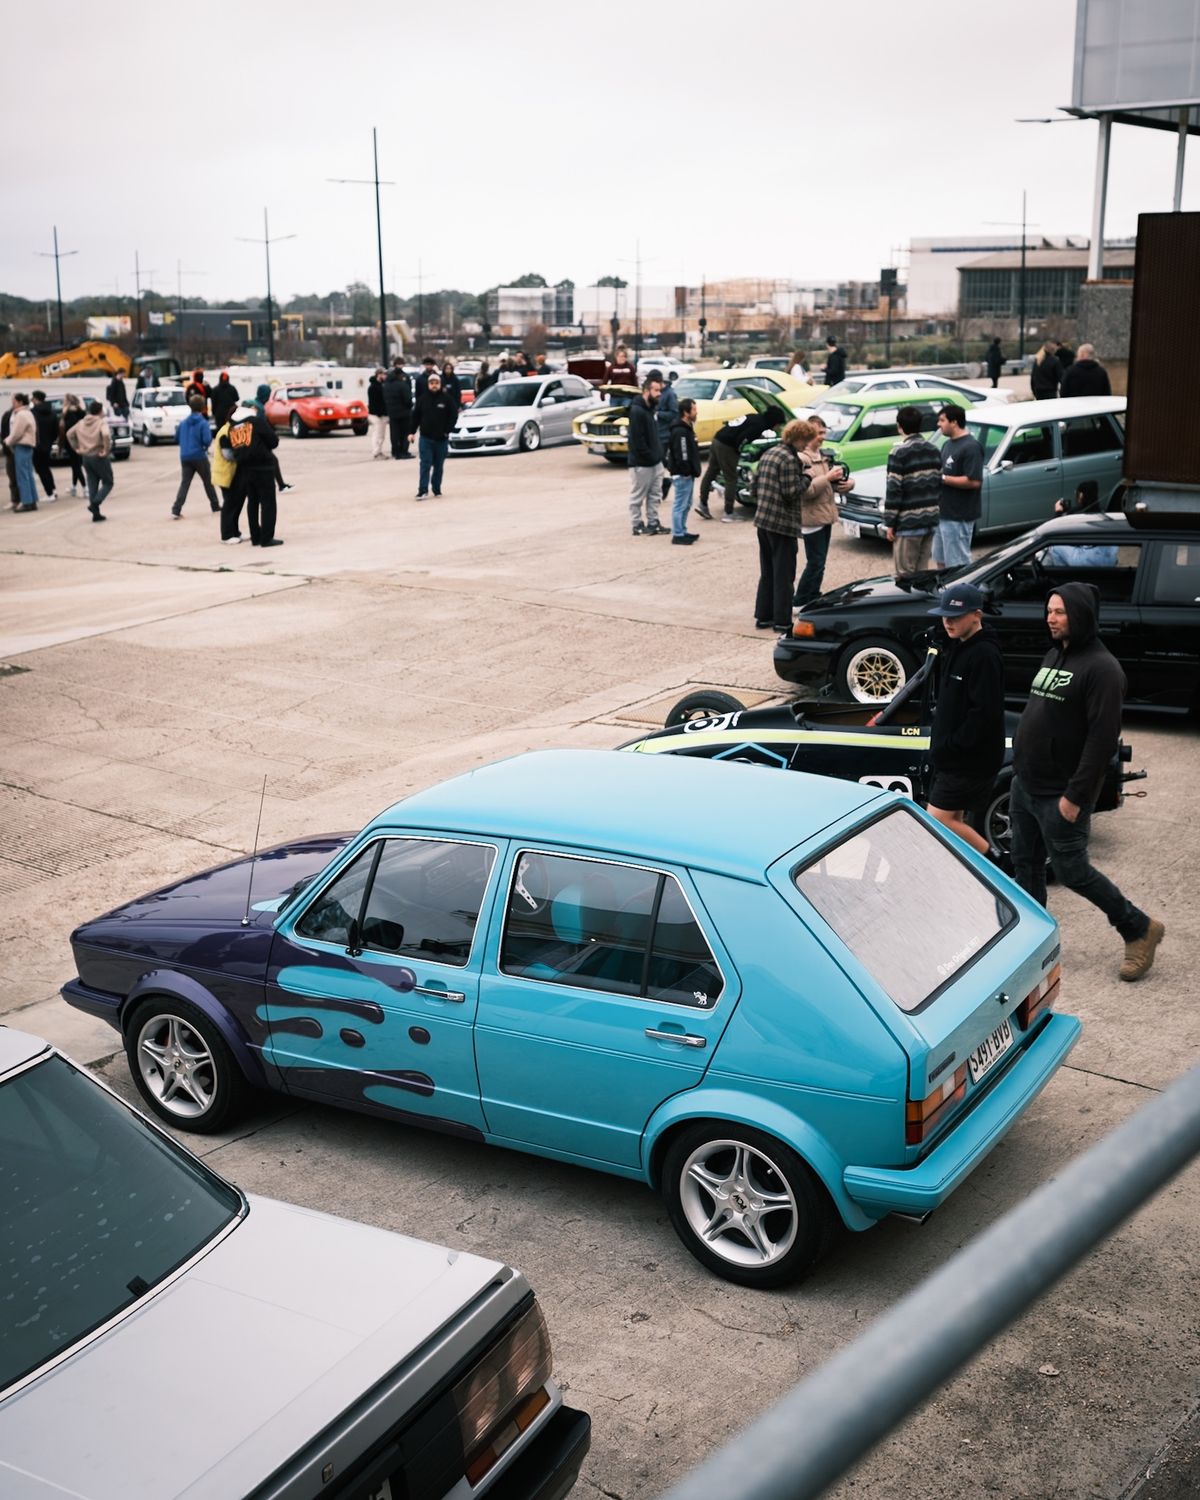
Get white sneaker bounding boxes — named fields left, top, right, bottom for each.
left=222, top=536, right=243, bottom=545
left=720, top=514, right=736, bottom=524
left=43, top=494, right=58, bottom=504
left=69, top=486, right=79, bottom=497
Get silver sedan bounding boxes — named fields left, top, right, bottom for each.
left=450, top=374, right=601, bottom=455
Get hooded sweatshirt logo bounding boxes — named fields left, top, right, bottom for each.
left=1031, top=666, right=1074, bottom=699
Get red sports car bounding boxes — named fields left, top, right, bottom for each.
left=265, top=383, right=369, bottom=438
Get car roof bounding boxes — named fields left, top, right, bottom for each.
left=364, top=749, right=880, bottom=881
left=967, top=395, right=1126, bottom=426
left=816, top=386, right=974, bottom=410
left=0, top=1025, right=52, bottom=1076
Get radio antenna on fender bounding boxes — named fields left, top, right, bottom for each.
left=241, top=776, right=268, bottom=927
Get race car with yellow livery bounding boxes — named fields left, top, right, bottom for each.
left=620, top=667, right=1142, bottom=856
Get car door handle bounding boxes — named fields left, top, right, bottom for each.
left=645, top=1028, right=706, bottom=1048
left=413, top=985, right=466, bottom=1004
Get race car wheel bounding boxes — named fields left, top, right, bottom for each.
left=290, top=414, right=306, bottom=439
left=971, top=776, right=1014, bottom=856
left=519, top=422, right=541, bottom=452
left=664, top=690, right=746, bottom=727
left=140, top=428, right=154, bottom=447
left=662, top=1122, right=836, bottom=1288
left=835, top=637, right=917, bottom=705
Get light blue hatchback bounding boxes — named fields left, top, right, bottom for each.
left=64, top=750, right=1079, bottom=1288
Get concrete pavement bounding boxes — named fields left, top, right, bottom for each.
left=1, top=431, right=1196, bottom=1499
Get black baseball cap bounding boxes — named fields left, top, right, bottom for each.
left=928, top=583, right=986, bottom=618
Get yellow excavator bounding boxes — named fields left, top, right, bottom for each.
left=0, top=342, right=181, bottom=382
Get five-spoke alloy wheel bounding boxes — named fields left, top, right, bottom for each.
left=125, top=998, right=248, bottom=1133
left=663, top=1123, right=834, bottom=1287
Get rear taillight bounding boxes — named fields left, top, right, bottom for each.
left=1017, top=962, right=1062, bottom=1030
left=906, top=1063, right=967, bottom=1145
left=454, top=1301, right=553, bottom=1488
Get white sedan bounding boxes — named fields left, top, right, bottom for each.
left=129, top=387, right=192, bottom=445
left=827, top=370, right=1015, bottom=405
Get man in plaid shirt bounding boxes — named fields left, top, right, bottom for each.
left=883, top=405, right=941, bottom=579
left=753, top=419, right=812, bottom=631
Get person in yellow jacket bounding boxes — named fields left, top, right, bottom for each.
left=212, top=419, right=244, bottom=544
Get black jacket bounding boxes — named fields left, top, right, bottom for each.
left=929, top=627, right=1006, bottom=777
left=627, top=394, right=663, bottom=467
left=210, top=378, right=239, bottom=424
left=1030, top=356, right=1062, bottom=400
left=1059, top=359, right=1112, bottom=399
left=665, top=419, right=700, bottom=478
left=985, top=344, right=1004, bottom=377
left=440, top=373, right=463, bottom=412
left=382, top=369, right=413, bottom=419
left=106, top=376, right=129, bottom=408
left=227, top=406, right=279, bottom=469
left=824, top=347, right=846, bottom=385
left=713, top=408, right=781, bottom=450
left=367, top=377, right=387, bottom=416
left=411, top=388, right=457, bottom=440
left=31, top=400, right=57, bottom=451
left=1012, top=582, right=1125, bottom=806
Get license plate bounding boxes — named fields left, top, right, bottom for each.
left=589, top=443, right=609, bottom=455
left=841, top=520, right=861, bottom=539
left=968, top=1019, right=1013, bottom=1084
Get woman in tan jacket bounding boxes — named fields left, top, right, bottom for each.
left=793, top=416, right=853, bottom=608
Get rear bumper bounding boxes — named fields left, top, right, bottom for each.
left=842, top=1011, right=1082, bottom=1219
left=61, top=977, right=123, bottom=1032
left=773, top=636, right=839, bottom=686
left=487, top=1404, right=591, bottom=1500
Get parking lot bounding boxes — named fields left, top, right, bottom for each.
left=2, top=431, right=1197, bottom=1500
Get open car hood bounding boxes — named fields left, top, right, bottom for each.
left=732, top=384, right=797, bottom=424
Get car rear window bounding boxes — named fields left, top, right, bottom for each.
left=0, top=1056, right=241, bottom=1394
left=793, top=808, right=1014, bottom=1010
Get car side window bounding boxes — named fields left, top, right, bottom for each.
left=296, top=845, right=378, bottom=947
left=564, top=379, right=591, bottom=399
left=853, top=406, right=902, bottom=442
left=499, top=851, right=723, bottom=1006
left=541, top=380, right=563, bottom=404
left=1149, top=542, right=1200, bottom=605
left=1059, top=415, right=1123, bottom=458
left=358, top=838, right=496, bottom=965
left=874, top=380, right=909, bottom=390
left=1004, top=425, right=1054, bottom=465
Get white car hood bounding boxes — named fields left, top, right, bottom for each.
left=0, top=1195, right=507, bottom=1500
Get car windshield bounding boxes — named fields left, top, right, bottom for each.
left=809, top=402, right=860, bottom=439
left=472, top=383, right=539, bottom=408
left=0, top=1054, right=241, bottom=1394
left=673, top=378, right=721, bottom=401
left=286, top=386, right=323, bottom=398
left=793, top=807, right=1013, bottom=1011
left=148, top=390, right=187, bottom=406
left=829, top=379, right=867, bottom=394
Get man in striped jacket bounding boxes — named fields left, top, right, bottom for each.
left=883, top=405, right=941, bottom=579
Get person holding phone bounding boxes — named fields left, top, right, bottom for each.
left=793, top=416, right=853, bottom=608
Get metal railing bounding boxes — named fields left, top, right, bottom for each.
left=660, top=1064, right=1200, bottom=1500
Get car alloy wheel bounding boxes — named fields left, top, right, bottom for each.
left=290, top=413, right=306, bottom=439
left=518, top=422, right=541, bottom=452
left=140, top=427, right=153, bottom=447
left=981, top=782, right=1013, bottom=854
left=837, top=637, right=916, bottom=705
left=662, top=1123, right=834, bottom=1287
left=126, top=998, right=249, bottom=1133
left=664, top=690, right=746, bottom=727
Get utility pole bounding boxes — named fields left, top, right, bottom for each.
left=417, top=258, right=424, bottom=352
left=699, top=274, right=707, bottom=357
left=328, top=127, right=395, bottom=367
left=634, top=238, right=642, bottom=366
left=133, top=251, right=158, bottom=346
left=176, top=260, right=206, bottom=365
left=236, top=209, right=296, bottom=365
left=986, top=194, right=1037, bottom=362
left=36, top=226, right=77, bottom=348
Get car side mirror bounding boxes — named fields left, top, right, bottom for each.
left=998, top=459, right=1014, bottom=471
left=346, top=917, right=362, bottom=957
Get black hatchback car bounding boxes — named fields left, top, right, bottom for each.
left=773, top=512, right=1200, bottom=711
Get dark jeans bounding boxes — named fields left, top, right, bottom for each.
left=389, top=413, right=411, bottom=458
left=82, top=455, right=114, bottom=511
left=64, top=445, right=85, bottom=489
left=220, top=474, right=246, bottom=540
left=4, top=447, right=16, bottom=505
left=418, top=435, right=448, bottom=494
left=243, top=468, right=277, bottom=543
left=175, top=457, right=219, bottom=512
left=699, top=437, right=739, bottom=514
left=793, top=525, right=832, bottom=606
left=754, top=527, right=798, bottom=628
left=33, top=446, right=56, bottom=498
left=1010, top=777, right=1147, bottom=942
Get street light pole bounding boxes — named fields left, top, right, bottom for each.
left=35, top=226, right=77, bottom=348
left=328, top=128, right=395, bottom=367
left=1019, top=190, right=1027, bottom=361
left=236, top=210, right=296, bottom=365
left=133, top=251, right=158, bottom=347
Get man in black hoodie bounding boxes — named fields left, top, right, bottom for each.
left=382, top=362, right=413, bottom=460
left=627, top=375, right=667, bottom=535
left=1011, top=582, right=1164, bottom=980
left=30, top=391, right=58, bottom=503
left=924, top=583, right=1006, bottom=858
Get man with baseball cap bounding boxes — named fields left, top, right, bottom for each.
left=924, top=582, right=1006, bottom=859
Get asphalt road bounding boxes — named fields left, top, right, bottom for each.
left=1, top=430, right=1196, bottom=1500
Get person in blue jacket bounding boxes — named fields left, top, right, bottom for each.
left=172, top=396, right=220, bottom=518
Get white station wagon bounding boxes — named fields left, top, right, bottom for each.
left=129, top=387, right=191, bottom=445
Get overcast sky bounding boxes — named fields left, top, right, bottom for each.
left=7, top=0, right=1197, bottom=308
